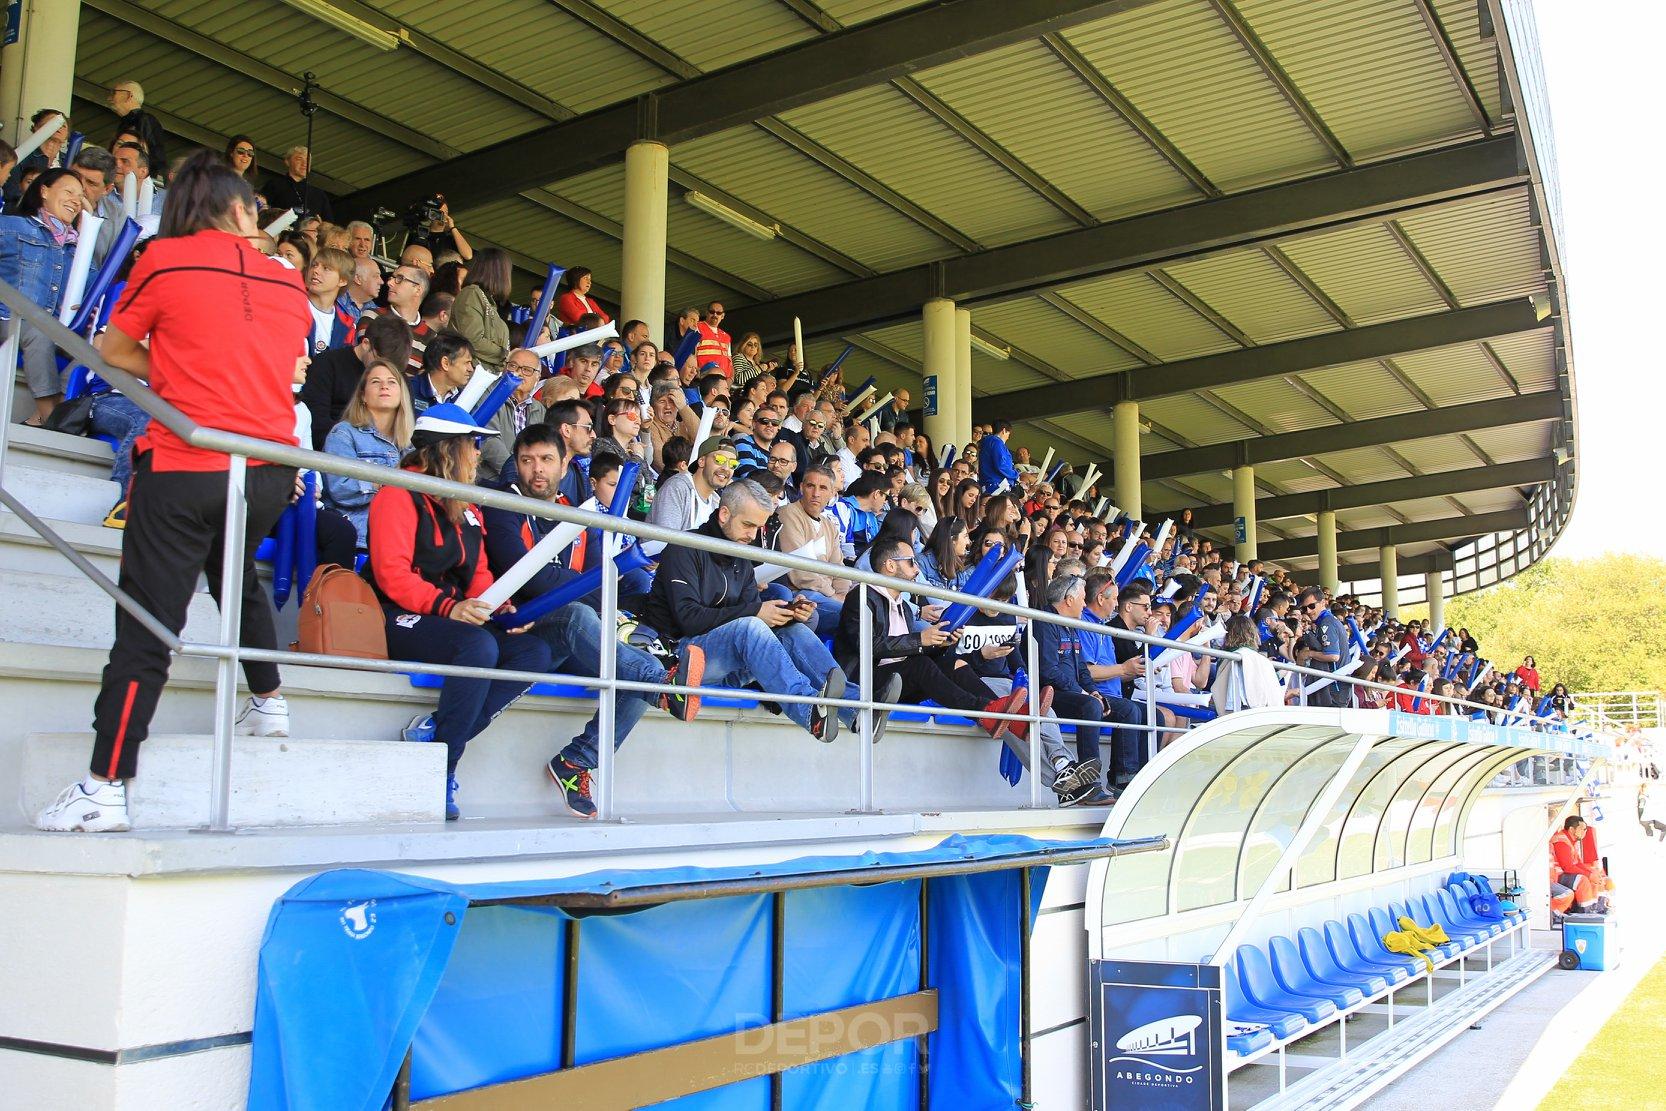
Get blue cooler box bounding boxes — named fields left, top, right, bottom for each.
left=1562, top=913, right=1618, bottom=971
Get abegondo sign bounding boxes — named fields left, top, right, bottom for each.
left=1090, top=960, right=1225, bottom=1111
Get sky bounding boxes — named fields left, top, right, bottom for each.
left=1528, top=2, right=1666, bottom=558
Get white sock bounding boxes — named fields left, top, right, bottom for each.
left=1052, top=756, right=1072, bottom=773
left=83, top=775, right=120, bottom=793
left=253, top=694, right=284, bottom=706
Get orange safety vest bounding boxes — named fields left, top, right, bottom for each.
left=695, top=322, right=733, bottom=378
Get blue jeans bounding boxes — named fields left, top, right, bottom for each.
left=90, top=393, right=150, bottom=493
left=1100, top=695, right=1148, bottom=783
left=535, top=603, right=666, bottom=770
left=384, top=613, right=552, bottom=773
left=763, top=582, right=845, bottom=635
left=685, top=617, right=837, bottom=730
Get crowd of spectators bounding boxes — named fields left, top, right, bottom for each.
left=0, top=98, right=1589, bottom=831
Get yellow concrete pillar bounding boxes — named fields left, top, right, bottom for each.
left=951, top=307, right=972, bottom=450
left=0, top=0, right=80, bottom=150
left=1232, top=464, right=1257, bottom=561
left=1317, top=510, right=1338, bottom=596
left=1425, top=569, right=1445, bottom=633
left=1380, top=544, right=1400, bottom=618
left=920, top=297, right=957, bottom=451
left=620, top=141, right=668, bottom=344
left=1113, top=400, right=1141, bottom=520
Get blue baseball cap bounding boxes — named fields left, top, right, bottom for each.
left=412, top=403, right=498, bottom=447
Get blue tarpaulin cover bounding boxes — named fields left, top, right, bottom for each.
left=247, top=833, right=1111, bottom=1110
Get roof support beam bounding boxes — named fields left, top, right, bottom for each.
left=1139, top=389, right=1564, bottom=482
left=1336, top=550, right=1454, bottom=579
left=341, top=0, right=1165, bottom=214
left=1186, top=458, right=1555, bottom=527
left=739, top=136, right=1527, bottom=340
left=980, top=297, right=1547, bottom=422
left=1255, top=508, right=1530, bottom=561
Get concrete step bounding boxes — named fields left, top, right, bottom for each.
left=20, top=731, right=446, bottom=827
left=0, top=508, right=125, bottom=579
left=0, top=567, right=225, bottom=649
left=0, top=641, right=1064, bottom=827
left=3, top=420, right=118, bottom=481
left=3, top=461, right=120, bottom=526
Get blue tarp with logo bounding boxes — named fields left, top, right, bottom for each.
left=247, top=833, right=1111, bottom=1111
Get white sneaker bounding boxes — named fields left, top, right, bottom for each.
left=36, top=779, right=130, bottom=833
left=236, top=694, right=289, bottom=737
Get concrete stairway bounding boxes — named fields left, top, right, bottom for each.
left=0, top=424, right=1064, bottom=831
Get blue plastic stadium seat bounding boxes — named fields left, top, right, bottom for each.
left=1464, top=878, right=1527, bottom=923
left=1299, top=926, right=1388, bottom=997
left=407, top=671, right=597, bottom=701
left=255, top=537, right=277, bottom=563
left=1223, top=957, right=1307, bottom=1040
left=1422, top=893, right=1490, bottom=947
left=1440, top=888, right=1504, bottom=937
left=1226, top=1025, right=1274, bottom=1058
left=1448, top=884, right=1513, bottom=931
left=1270, top=935, right=1364, bottom=1010
left=1325, top=919, right=1410, bottom=984
left=1235, top=943, right=1337, bottom=1025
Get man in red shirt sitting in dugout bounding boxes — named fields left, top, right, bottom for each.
left=1550, top=814, right=1614, bottom=915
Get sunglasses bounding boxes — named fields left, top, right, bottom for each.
left=756, top=417, right=781, bottom=426
left=709, top=454, right=739, bottom=468
left=1302, top=602, right=1320, bottom=612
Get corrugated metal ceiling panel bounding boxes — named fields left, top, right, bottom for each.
left=1276, top=221, right=1450, bottom=325
left=1162, top=248, right=1340, bottom=344
left=1485, top=330, right=1557, bottom=392
left=1335, top=506, right=1402, bottom=530
left=1297, top=360, right=1425, bottom=420
left=1062, top=0, right=1335, bottom=192
left=1401, top=437, right=1479, bottom=472
left=1465, top=423, right=1554, bottom=463
left=1182, top=473, right=1235, bottom=502
left=1390, top=343, right=1518, bottom=407
left=779, top=84, right=1079, bottom=248
left=1140, top=393, right=1256, bottom=444
left=674, top=127, right=950, bottom=272
left=912, top=40, right=1200, bottom=221
left=1046, top=414, right=1119, bottom=451
left=154, top=0, right=542, bottom=149
left=1396, top=189, right=1546, bottom=306
left=464, top=197, right=626, bottom=284
left=1261, top=459, right=1335, bottom=493
left=1310, top=445, right=1410, bottom=484
left=819, top=0, right=921, bottom=26
left=378, top=0, right=668, bottom=112
left=77, top=10, right=424, bottom=182
left=973, top=297, right=1144, bottom=380
left=1057, top=272, right=1237, bottom=361
left=1236, top=0, right=1480, bottom=159
left=599, top=0, right=817, bottom=72
left=1208, top=377, right=1335, bottom=432
left=1432, top=0, right=1504, bottom=122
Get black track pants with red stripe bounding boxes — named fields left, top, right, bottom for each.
left=90, top=454, right=295, bottom=780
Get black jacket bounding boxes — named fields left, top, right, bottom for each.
left=114, top=110, right=169, bottom=179
left=299, top=345, right=368, bottom=450
left=260, top=172, right=333, bottom=220
left=642, top=516, right=759, bottom=639
left=834, top=587, right=927, bottom=677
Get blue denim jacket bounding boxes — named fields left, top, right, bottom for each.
left=321, top=420, right=402, bottom=546
left=0, top=214, right=72, bottom=320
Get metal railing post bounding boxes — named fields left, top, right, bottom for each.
left=0, top=318, right=17, bottom=486
left=1026, top=616, right=1042, bottom=808
left=857, top=582, right=875, bottom=811
left=1144, top=643, right=1156, bottom=766
left=596, top=531, right=618, bottom=821
left=207, top=455, right=248, bottom=832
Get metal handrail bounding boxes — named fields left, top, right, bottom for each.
left=0, top=279, right=1601, bottom=829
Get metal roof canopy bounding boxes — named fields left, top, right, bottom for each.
left=69, top=0, right=1575, bottom=599
left=1084, top=707, right=1606, bottom=957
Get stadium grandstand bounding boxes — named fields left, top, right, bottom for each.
left=0, top=1, right=1635, bottom=1110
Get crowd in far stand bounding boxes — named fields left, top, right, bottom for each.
left=0, top=86, right=1584, bottom=834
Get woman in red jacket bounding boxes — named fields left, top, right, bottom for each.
left=554, top=266, right=611, bottom=328
left=364, top=404, right=551, bottom=820
left=1515, top=655, right=1541, bottom=696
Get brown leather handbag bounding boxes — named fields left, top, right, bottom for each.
left=294, top=564, right=388, bottom=660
